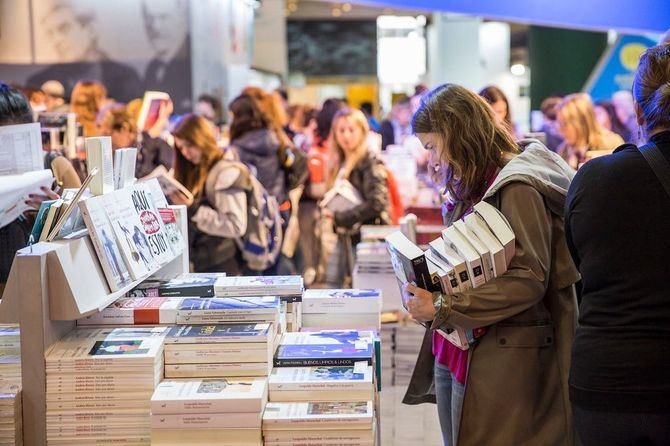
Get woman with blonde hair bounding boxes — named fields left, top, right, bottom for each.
left=403, top=84, right=578, bottom=446
left=323, top=108, right=389, bottom=287
left=171, top=114, right=247, bottom=275
left=557, top=93, right=624, bottom=169
left=70, top=80, right=107, bottom=137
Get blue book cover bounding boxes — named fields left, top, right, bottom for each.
left=29, top=199, right=57, bottom=244
left=274, top=344, right=373, bottom=367
left=179, top=296, right=280, bottom=312
left=165, top=324, right=271, bottom=343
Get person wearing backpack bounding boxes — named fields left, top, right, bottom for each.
left=566, top=43, right=670, bottom=446
left=171, top=114, right=247, bottom=275
left=323, top=108, right=390, bottom=287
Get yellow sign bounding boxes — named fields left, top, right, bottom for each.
left=619, top=43, right=647, bottom=71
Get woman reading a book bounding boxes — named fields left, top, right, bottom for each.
left=322, top=108, right=390, bottom=287
left=171, top=114, right=248, bottom=275
left=403, top=84, right=579, bottom=446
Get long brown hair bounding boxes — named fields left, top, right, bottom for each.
left=242, top=86, right=291, bottom=159
left=633, top=43, right=670, bottom=135
left=228, top=94, right=269, bottom=142
left=172, top=114, right=223, bottom=198
left=479, top=85, right=513, bottom=133
left=412, top=84, right=519, bottom=202
left=329, top=108, right=370, bottom=185
left=70, top=80, right=107, bottom=137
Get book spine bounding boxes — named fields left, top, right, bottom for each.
left=150, top=413, right=260, bottom=429
left=269, top=381, right=371, bottom=392
left=164, top=349, right=269, bottom=364
left=303, top=300, right=380, bottom=314
left=150, top=398, right=262, bottom=415
left=273, top=357, right=372, bottom=368
left=77, top=310, right=135, bottom=326
left=176, top=314, right=278, bottom=324
left=158, top=286, right=214, bottom=297
left=164, top=335, right=270, bottom=344
left=164, top=363, right=270, bottom=378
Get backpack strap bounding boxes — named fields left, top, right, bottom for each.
left=638, top=141, right=670, bottom=199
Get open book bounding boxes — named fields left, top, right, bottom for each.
left=140, top=165, right=193, bottom=206
left=320, top=179, right=362, bottom=213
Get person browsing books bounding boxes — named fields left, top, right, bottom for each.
left=171, top=114, right=247, bottom=275
left=402, top=84, right=579, bottom=446
left=566, top=43, right=670, bottom=446
left=323, top=108, right=390, bottom=287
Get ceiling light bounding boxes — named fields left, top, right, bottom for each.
left=510, top=64, right=526, bottom=76
left=332, top=7, right=342, bottom=17
left=342, top=3, right=352, bottom=12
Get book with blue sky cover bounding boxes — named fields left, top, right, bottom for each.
left=274, top=331, right=374, bottom=367
left=165, top=324, right=272, bottom=344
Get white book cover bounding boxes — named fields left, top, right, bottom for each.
left=428, top=238, right=471, bottom=291
left=165, top=323, right=272, bottom=344
left=151, top=411, right=262, bottom=429
left=164, top=362, right=271, bottom=379
left=61, top=326, right=169, bottom=341
left=151, top=378, right=267, bottom=414
left=144, top=178, right=183, bottom=256
left=113, top=147, right=137, bottom=190
left=104, top=191, right=157, bottom=280
left=0, top=122, right=43, bottom=175
left=78, top=195, right=132, bottom=292
left=320, top=179, right=363, bottom=213
left=473, top=201, right=515, bottom=266
left=453, top=220, right=494, bottom=282
left=127, top=184, right=174, bottom=266
left=464, top=213, right=507, bottom=277
left=269, top=365, right=373, bottom=392
left=302, top=289, right=381, bottom=314
left=262, top=401, right=373, bottom=426
left=163, top=345, right=270, bottom=364
left=264, top=429, right=374, bottom=443
left=442, top=226, right=486, bottom=288
left=85, top=137, right=114, bottom=196
left=214, top=276, right=304, bottom=296
left=77, top=297, right=182, bottom=326
left=45, top=337, right=164, bottom=368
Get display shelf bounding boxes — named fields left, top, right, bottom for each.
left=0, top=204, right=188, bottom=446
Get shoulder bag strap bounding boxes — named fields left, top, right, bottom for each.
left=638, top=141, right=670, bottom=199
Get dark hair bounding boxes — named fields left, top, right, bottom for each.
left=228, top=94, right=269, bottom=142
left=275, top=87, right=288, bottom=102
left=479, top=85, right=512, bottom=127
left=632, top=43, right=670, bottom=134
left=315, top=98, right=345, bottom=143
left=594, top=99, right=629, bottom=138
left=197, top=93, right=223, bottom=122
left=360, top=102, right=373, bottom=115
left=414, top=84, right=429, bottom=96
left=540, top=96, right=562, bottom=121
left=395, top=97, right=411, bottom=108
left=0, top=83, right=33, bottom=126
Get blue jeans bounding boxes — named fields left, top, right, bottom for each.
left=434, top=361, right=466, bottom=446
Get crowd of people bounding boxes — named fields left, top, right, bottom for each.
left=1, top=40, right=669, bottom=446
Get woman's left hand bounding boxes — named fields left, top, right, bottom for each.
left=404, top=282, right=437, bottom=323
left=25, top=186, right=60, bottom=211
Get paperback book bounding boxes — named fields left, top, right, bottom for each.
left=302, top=289, right=381, bottom=314
left=76, top=296, right=183, bottom=326
left=214, top=276, right=304, bottom=297
left=473, top=200, right=515, bottom=265
left=269, top=365, right=374, bottom=402
left=164, top=324, right=272, bottom=344
left=262, top=401, right=374, bottom=429
left=127, top=184, right=173, bottom=266
left=128, top=273, right=226, bottom=298
left=144, top=177, right=184, bottom=256
left=275, top=331, right=375, bottom=367
left=176, top=296, right=280, bottom=324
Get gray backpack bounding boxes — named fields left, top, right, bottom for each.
left=206, top=159, right=283, bottom=271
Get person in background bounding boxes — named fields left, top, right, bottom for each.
left=404, top=83, right=578, bottom=446
left=274, top=87, right=293, bottom=139
left=293, top=106, right=318, bottom=153
left=567, top=42, right=670, bottom=446
left=196, top=94, right=224, bottom=126
left=539, top=96, right=565, bottom=152
left=557, top=93, right=624, bottom=169
left=171, top=114, right=247, bottom=275
left=479, top=85, right=515, bottom=137
left=380, top=98, right=412, bottom=150
left=298, top=98, right=345, bottom=285
left=23, top=86, right=46, bottom=113
left=360, top=102, right=380, bottom=133
left=594, top=99, right=633, bottom=142
left=70, top=80, right=107, bottom=137
left=612, top=90, right=639, bottom=143
left=323, top=108, right=390, bottom=287
left=41, top=80, right=69, bottom=113
left=0, top=84, right=60, bottom=293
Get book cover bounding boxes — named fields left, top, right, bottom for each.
left=140, top=165, right=193, bottom=206
left=164, top=362, right=271, bottom=379
left=473, top=201, right=515, bottom=266
left=30, top=199, right=57, bottom=244
left=275, top=331, right=374, bottom=367
left=144, top=178, right=184, bottom=256
left=77, top=296, right=182, bottom=325
left=78, top=195, right=132, bottom=292
left=302, top=289, right=381, bottom=314
left=454, top=220, right=494, bottom=282
left=151, top=378, right=267, bottom=414
left=442, top=226, right=486, bottom=288
left=263, top=401, right=373, bottom=426
left=214, top=276, right=304, bottom=297
left=104, top=191, right=158, bottom=280
left=428, top=238, right=471, bottom=291
left=424, top=250, right=459, bottom=294
left=129, top=273, right=226, bottom=298
left=177, top=296, right=280, bottom=313
left=150, top=411, right=262, bottom=429
left=85, top=137, right=114, bottom=196
left=165, top=324, right=271, bottom=344
left=269, top=365, right=373, bottom=391
left=113, top=147, right=137, bottom=190
left=127, top=185, right=173, bottom=266
left=137, top=91, right=170, bottom=132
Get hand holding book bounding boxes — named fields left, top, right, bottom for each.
left=403, top=282, right=437, bottom=323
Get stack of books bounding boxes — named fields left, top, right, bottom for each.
left=44, top=327, right=166, bottom=445
left=394, top=320, right=426, bottom=386
left=262, top=401, right=376, bottom=446
left=353, top=242, right=403, bottom=312
left=302, top=289, right=382, bottom=331
left=268, top=364, right=375, bottom=403
left=77, top=296, right=183, bottom=326
left=0, top=326, right=20, bottom=393
left=175, top=296, right=281, bottom=333
left=213, top=276, right=303, bottom=300
left=127, top=273, right=224, bottom=298
left=163, top=323, right=274, bottom=380
left=282, top=301, right=302, bottom=333
left=0, top=391, right=21, bottom=446
left=150, top=378, right=267, bottom=446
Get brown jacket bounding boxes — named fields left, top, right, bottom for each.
left=404, top=141, right=580, bottom=446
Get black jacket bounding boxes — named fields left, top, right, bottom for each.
left=380, top=119, right=394, bottom=151
left=566, top=130, right=670, bottom=413
left=135, top=132, right=174, bottom=179
left=233, top=129, right=287, bottom=204
left=334, top=152, right=390, bottom=229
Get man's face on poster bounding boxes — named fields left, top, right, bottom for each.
left=141, top=0, right=188, bottom=58
left=43, top=6, right=94, bottom=62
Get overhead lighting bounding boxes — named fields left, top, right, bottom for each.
left=287, top=2, right=297, bottom=12
left=510, top=64, right=526, bottom=76
left=332, top=7, right=342, bottom=17
left=342, top=3, right=352, bottom=12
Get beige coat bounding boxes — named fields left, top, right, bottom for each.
left=404, top=141, right=580, bottom=446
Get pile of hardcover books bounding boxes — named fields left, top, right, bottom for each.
left=353, top=242, right=404, bottom=312
left=302, top=289, right=382, bottom=331
left=0, top=391, right=21, bottom=446
left=150, top=378, right=267, bottom=446
left=44, top=327, right=166, bottom=445
left=163, top=323, right=275, bottom=380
